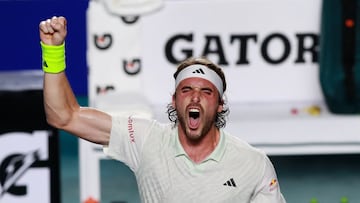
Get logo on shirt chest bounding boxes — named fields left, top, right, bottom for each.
left=223, top=178, right=237, bottom=187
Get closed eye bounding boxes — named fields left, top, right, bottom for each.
left=180, top=86, right=214, bottom=95
left=201, top=88, right=213, bottom=95
left=181, top=86, right=192, bottom=93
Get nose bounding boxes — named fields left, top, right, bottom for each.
left=191, top=88, right=200, bottom=103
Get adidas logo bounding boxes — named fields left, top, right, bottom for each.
left=43, top=60, right=48, bottom=68
left=192, top=68, right=205, bottom=74
left=223, top=178, right=237, bottom=187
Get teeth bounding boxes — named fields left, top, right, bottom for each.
left=189, top=108, right=199, bottom=112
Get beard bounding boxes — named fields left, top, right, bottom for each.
left=177, top=109, right=216, bottom=142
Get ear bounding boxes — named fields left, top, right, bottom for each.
left=217, top=98, right=224, bottom=113
left=217, top=103, right=223, bottom=113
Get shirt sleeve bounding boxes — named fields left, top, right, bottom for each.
left=103, top=115, right=155, bottom=171
left=250, top=156, right=286, bottom=203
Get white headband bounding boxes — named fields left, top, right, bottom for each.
left=175, top=64, right=224, bottom=96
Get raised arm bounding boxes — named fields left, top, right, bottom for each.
left=39, top=16, right=111, bottom=145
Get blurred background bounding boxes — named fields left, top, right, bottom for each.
left=0, top=0, right=360, bottom=203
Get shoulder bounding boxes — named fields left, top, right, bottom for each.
left=111, top=115, right=171, bottom=131
left=110, top=115, right=175, bottom=146
left=223, top=130, right=266, bottom=159
left=221, top=130, right=269, bottom=178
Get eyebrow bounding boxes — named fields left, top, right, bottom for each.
left=181, top=85, right=214, bottom=92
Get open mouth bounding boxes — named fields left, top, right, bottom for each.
left=189, top=109, right=200, bottom=119
left=189, top=108, right=200, bottom=129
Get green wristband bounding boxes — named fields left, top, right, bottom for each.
left=41, top=42, right=66, bottom=73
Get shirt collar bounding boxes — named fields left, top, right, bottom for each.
left=173, top=128, right=226, bottom=163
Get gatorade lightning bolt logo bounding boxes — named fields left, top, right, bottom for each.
left=94, top=34, right=113, bottom=50
left=0, top=131, right=52, bottom=202
left=123, top=59, right=141, bottom=75
left=0, top=151, right=39, bottom=198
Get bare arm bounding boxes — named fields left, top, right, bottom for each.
left=39, top=16, right=111, bottom=145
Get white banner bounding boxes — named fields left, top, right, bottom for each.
left=141, top=0, right=323, bottom=105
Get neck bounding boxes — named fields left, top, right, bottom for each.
left=178, top=126, right=220, bottom=164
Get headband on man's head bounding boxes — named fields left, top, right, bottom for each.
left=175, top=64, right=224, bottom=96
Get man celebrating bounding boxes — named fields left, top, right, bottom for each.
left=39, top=16, right=286, bottom=202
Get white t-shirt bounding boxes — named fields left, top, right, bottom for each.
left=104, top=115, right=286, bottom=203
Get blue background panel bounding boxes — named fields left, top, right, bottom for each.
left=0, top=0, right=88, bottom=95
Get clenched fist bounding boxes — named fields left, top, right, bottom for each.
left=39, top=16, right=67, bottom=46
